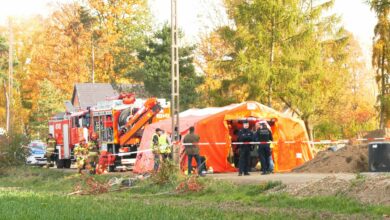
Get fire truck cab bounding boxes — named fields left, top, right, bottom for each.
left=48, top=110, right=89, bottom=168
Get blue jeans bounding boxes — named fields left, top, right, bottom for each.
left=187, top=154, right=201, bottom=175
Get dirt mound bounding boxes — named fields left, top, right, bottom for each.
left=269, top=175, right=390, bottom=205
left=363, top=129, right=386, bottom=139
left=293, top=145, right=368, bottom=173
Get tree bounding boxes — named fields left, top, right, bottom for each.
left=130, top=24, right=203, bottom=109
left=196, top=32, right=238, bottom=106
left=369, top=0, right=390, bottom=129
left=198, top=0, right=369, bottom=139
left=86, top=0, right=151, bottom=83
left=0, top=36, right=8, bottom=130
left=29, top=79, right=65, bottom=138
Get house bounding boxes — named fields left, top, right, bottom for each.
left=71, top=83, right=149, bottom=110
left=71, top=83, right=118, bottom=110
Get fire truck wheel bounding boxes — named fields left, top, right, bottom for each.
left=56, top=159, right=64, bottom=169
left=64, top=159, right=71, bottom=168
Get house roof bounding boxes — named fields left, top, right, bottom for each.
left=71, top=83, right=118, bottom=109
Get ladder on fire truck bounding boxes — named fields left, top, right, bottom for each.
left=119, top=98, right=162, bottom=146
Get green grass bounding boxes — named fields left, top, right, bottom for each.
left=0, top=166, right=389, bottom=220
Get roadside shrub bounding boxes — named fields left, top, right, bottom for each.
left=150, top=159, right=180, bottom=186
left=176, top=176, right=204, bottom=193
left=0, top=133, right=29, bottom=167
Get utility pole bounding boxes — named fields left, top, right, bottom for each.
left=7, top=18, right=13, bottom=133
left=171, top=0, right=180, bottom=161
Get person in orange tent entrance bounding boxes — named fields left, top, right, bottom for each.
left=254, top=121, right=274, bottom=175
left=237, top=121, right=253, bottom=176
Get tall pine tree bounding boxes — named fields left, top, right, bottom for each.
left=129, top=24, right=203, bottom=109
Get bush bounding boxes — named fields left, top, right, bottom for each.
left=150, top=159, right=181, bottom=186
left=0, top=133, right=29, bottom=167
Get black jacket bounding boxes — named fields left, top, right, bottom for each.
left=237, top=128, right=253, bottom=148
left=254, top=127, right=273, bottom=144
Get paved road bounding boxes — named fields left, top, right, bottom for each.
left=207, top=172, right=357, bottom=185
left=51, top=167, right=384, bottom=185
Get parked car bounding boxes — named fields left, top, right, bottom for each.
left=25, top=140, right=47, bottom=166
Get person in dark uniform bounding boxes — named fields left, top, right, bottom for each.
left=254, top=122, right=273, bottom=175
left=237, top=121, right=253, bottom=176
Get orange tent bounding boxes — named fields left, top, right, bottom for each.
left=133, top=101, right=314, bottom=173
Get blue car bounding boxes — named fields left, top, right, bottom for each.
left=25, top=141, right=47, bottom=166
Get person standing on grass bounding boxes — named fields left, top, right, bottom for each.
left=158, top=130, right=172, bottom=160
left=255, top=121, right=274, bottom=175
left=87, top=132, right=99, bottom=174
left=45, top=134, right=56, bottom=168
left=237, top=121, right=253, bottom=176
left=183, top=126, right=203, bottom=176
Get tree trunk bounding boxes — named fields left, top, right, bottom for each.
left=268, top=13, right=275, bottom=108
left=303, top=117, right=313, bottom=141
left=380, top=45, right=386, bottom=129
left=3, top=80, right=9, bottom=133
left=8, top=19, right=13, bottom=134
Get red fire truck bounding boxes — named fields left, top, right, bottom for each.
left=48, top=95, right=170, bottom=171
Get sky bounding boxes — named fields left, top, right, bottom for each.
left=0, top=0, right=377, bottom=63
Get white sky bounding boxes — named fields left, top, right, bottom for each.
left=0, top=0, right=377, bottom=63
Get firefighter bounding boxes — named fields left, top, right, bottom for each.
left=74, top=139, right=88, bottom=174
left=237, top=121, right=253, bottom=176
left=254, top=121, right=273, bottom=175
left=88, top=132, right=99, bottom=174
left=45, top=134, right=56, bottom=168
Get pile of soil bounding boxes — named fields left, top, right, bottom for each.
left=269, top=175, right=390, bottom=205
left=293, top=145, right=368, bottom=173
left=363, top=129, right=386, bottom=139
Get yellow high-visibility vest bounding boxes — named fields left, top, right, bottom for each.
left=158, top=134, right=171, bottom=154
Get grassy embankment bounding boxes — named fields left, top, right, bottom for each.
left=0, top=167, right=389, bottom=219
